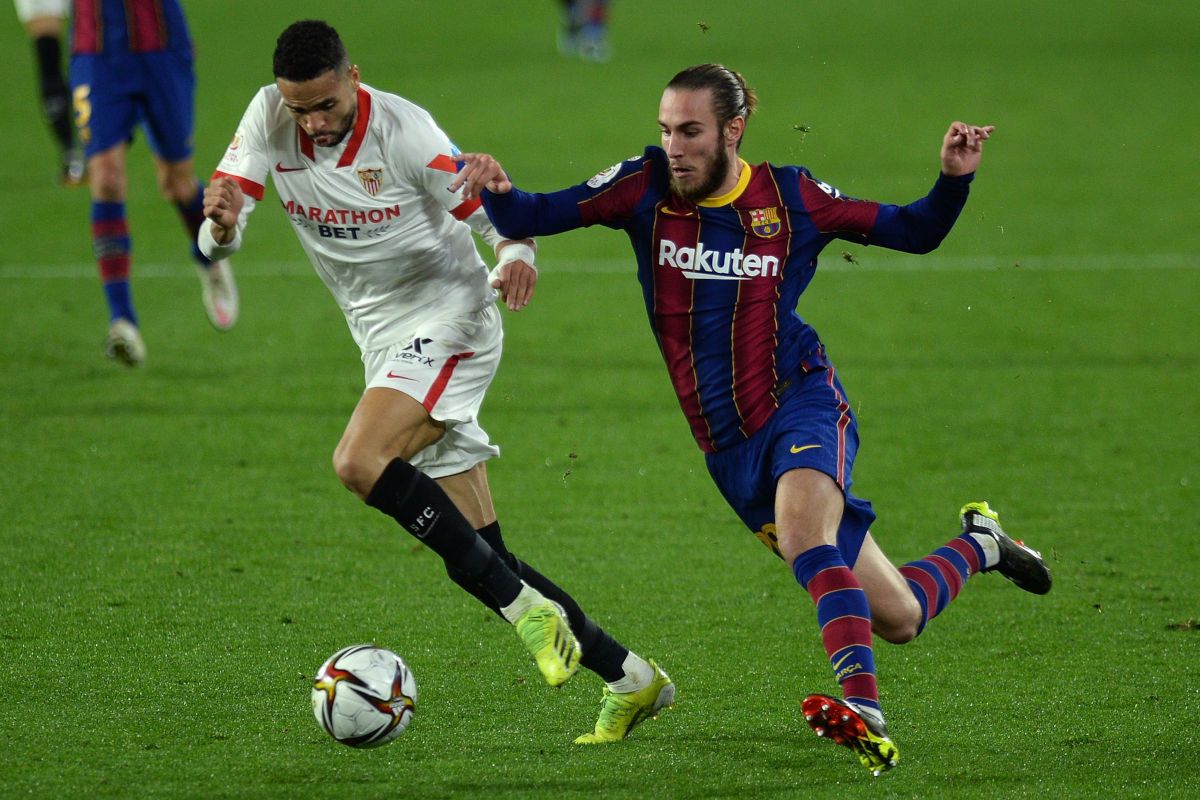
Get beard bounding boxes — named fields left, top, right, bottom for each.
left=670, top=144, right=730, bottom=203
left=313, top=108, right=357, bottom=148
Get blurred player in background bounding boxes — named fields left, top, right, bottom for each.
left=70, top=0, right=238, bottom=366
left=556, top=0, right=610, bottom=62
left=455, top=63, right=1053, bottom=775
left=200, top=20, right=673, bottom=745
left=15, top=0, right=85, bottom=184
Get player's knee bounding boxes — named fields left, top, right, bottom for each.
left=159, top=174, right=197, bottom=204
left=873, top=596, right=923, bottom=644
left=876, top=619, right=918, bottom=645
left=89, top=163, right=125, bottom=201
left=331, top=445, right=384, bottom=500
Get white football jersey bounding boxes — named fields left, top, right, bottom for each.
left=202, top=83, right=501, bottom=352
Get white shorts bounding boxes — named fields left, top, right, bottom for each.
left=363, top=304, right=502, bottom=479
left=15, top=0, right=68, bottom=23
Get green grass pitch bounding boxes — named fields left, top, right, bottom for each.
left=1, top=1, right=1197, bottom=797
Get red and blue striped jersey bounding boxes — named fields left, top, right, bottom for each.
left=71, top=0, right=192, bottom=55
left=482, top=146, right=972, bottom=453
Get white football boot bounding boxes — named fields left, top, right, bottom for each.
left=104, top=318, right=146, bottom=367
left=197, top=259, right=239, bottom=331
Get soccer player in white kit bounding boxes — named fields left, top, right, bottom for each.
left=14, top=0, right=83, bottom=183
left=199, top=20, right=673, bottom=743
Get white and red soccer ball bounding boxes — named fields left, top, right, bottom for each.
left=311, top=644, right=417, bottom=748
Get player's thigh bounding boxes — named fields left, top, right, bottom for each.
left=140, top=50, right=196, bottom=163
left=345, top=308, right=503, bottom=490
left=853, top=533, right=922, bottom=643
left=70, top=55, right=140, bottom=159
left=774, top=467, right=845, bottom=561
left=337, top=387, right=445, bottom=471
left=366, top=307, right=502, bottom=424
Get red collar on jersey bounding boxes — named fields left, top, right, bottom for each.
left=296, top=87, right=372, bottom=168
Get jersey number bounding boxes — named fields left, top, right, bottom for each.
left=73, top=85, right=92, bottom=145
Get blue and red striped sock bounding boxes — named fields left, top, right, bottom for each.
left=175, top=181, right=211, bottom=266
left=792, top=544, right=880, bottom=714
left=91, top=200, right=134, bottom=324
left=898, top=534, right=987, bottom=635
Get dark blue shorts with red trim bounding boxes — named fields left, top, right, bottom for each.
left=704, top=362, right=876, bottom=566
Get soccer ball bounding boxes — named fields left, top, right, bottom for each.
left=311, top=644, right=417, bottom=747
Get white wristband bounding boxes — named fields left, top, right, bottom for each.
left=496, top=242, right=535, bottom=266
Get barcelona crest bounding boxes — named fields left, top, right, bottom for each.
left=749, top=207, right=782, bottom=238
left=357, top=167, right=384, bottom=196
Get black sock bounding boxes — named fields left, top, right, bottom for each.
left=365, top=459, right=523, bottom=608
left=33, top=36, right=73, bottom=152
left=459, top=521, right=630, bottom=683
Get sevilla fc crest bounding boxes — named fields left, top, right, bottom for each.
left=749, top=207, right=781, bottom=238
left=357, top=167, right=384, bottom=196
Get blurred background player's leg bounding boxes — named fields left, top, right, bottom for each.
left=144, top=49, right=239, bottom=333
left=72, top=34, right=239, bottom=366
left=155, top=157, right=239, bottom=332
left=16, top=0, right=85, bottom=184
left=71, top=43, right=151, bottom=366
left=85, top=142, right=145, bottom=366
left=556, top=0, right=611, bottom=62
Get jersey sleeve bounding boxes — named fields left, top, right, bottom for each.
left=200, top=87, right=273, bottom=260
left=867, top=173, right=973, bottom=253
left=397, top=108, right=486, bottom=223
left=211, top=86, right=273, bottom=203
left=798, top=168, right=973, bottom=254
left=481, top=150, right=655, bottom=240
left=797, top=168, right=882, bottom=243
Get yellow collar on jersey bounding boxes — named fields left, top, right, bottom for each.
left=698, top=159, right=752, bottom=207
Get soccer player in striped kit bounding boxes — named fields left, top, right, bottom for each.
left=69, top=0, right=238, bottom=365
left=200, top=20, right=673, bottom=745
left=455, top=63, right=1053, bottom=775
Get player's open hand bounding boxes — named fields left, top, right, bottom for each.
left=451, top=153, right=512, bottom=201
left=940, top=122, right=995, bottom=177
left=203, top=177, right=244, bottom=241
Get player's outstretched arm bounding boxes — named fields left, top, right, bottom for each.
left=451, top=153, right=512, bottom=201
left=203, top=177, right=245, bottom=245
left=940, top=121, right=995, bottom=177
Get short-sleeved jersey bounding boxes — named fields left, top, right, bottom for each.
left=483, top=146, right=971, bottom=453
left=70, top=0, right=192, bottom=55
left=209, top=83, right=496, bottom=352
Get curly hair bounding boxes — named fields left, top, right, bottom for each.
left=273, top=20, right=349, bottom=81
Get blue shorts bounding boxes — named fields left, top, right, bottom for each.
left=70, top=50, right=196, bottom=161
left=704, top=363, right=876, bottom=566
